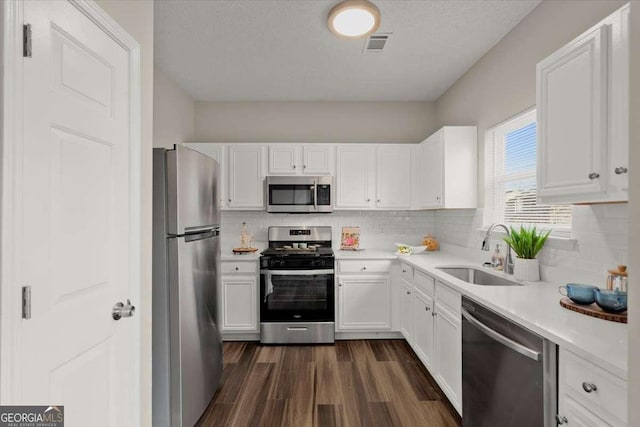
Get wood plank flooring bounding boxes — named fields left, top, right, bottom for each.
left=197, top=340, right=461, bottom=427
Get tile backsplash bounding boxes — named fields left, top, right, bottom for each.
left=221, top=204, right=629, bottom=285
left=434, top=205, right=630, bottom=284
left=220, top=210, right=435, bottom=252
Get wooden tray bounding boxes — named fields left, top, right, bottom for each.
left=559, top=297, right=627, bottom=323
left=232, top=247, right=258, bottom=254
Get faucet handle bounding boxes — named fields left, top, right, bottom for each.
left=481, top=238, right=490, bottom=251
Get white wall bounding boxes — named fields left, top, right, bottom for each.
left=194, top=101, right=436, bottom=143
left=627, top=1, right=639, bottom=424
left=154, top=68, right=195, bottom=148
left=94, top=1, right=153, bottom=426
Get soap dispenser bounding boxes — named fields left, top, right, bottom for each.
left=491, top=244, right=505, bottom=270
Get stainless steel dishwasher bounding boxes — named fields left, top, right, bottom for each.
left=461, top=296, right=557, bottom=427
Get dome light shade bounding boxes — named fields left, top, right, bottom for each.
left=328, top=0, right=381, bottom=39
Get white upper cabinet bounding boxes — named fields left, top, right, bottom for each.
left=268, top=145, right=299, bottom=175
left=183, top=143, right=227, bottom=209
left=268, top=144, right=334, bottom=175
left=537, top=4, right=629, bottom=204
left=375, top=145, right=412, bottom=209
left=413, top=127, right=477, bottom=209
left=335, top=145, right=375, bottom=209
left=227, top=145, right=266, bottom=209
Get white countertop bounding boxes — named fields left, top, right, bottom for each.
left=221, top=252, right=261, bottom=262
left=380, top=250, right=627, bottom=378
left=334, top=249, right=398, bottom=260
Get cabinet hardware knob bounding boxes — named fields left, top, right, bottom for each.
left=432, top=312, right=436, bottom=317
left=615, top=166, right=628, bottom=174
left=425, top=307, right=431, bottom=311
left=293, top=165, right=296, bottom=169
left=588, top=172, right=600, bottom=180
left=556, top=415, right=568, bottom=425
left=367, top=198, right=371, bottom=202
left=362, top=266, right=367, bottom=271
left=582, top=382, right=597, bottom=393
left=377, top=199, right=381, bottom=203
left=402, top=269, right=406, bottom=273
left=228, top=198, right=232, bottom=202
left=235, top=267, right=239, bottom=271
left=406, top=291, right=411, bottom=295
left=303, top=165, right=306, bottom=169
left=436, top=196, right=440, bottom=200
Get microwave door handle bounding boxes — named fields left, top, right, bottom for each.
left=313, top=179, right=317, bottom=210
left=264, top=272, right=273, bottom=303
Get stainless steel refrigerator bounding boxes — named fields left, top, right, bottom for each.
left=152, top=145, right=223, bottom=427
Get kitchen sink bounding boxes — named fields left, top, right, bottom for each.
left=436, top=267, right=521, bottom=286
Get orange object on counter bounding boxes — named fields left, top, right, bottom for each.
left=422, top=234, right=439, bottom=251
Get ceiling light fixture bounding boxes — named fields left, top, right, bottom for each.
left=328, top=0, right=381, bottom=39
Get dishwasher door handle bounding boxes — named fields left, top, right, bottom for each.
left=461, top=307, right=542, bottom=362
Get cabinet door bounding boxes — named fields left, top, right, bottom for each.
left=335, top=145, right=374, bottom=209
left=302, top=145, right=333, bottom=175
left=537, top=24, right=609, bottom=201
left=559, top=396, right=612, bottom=427
left=337, top=276, right=390, bottom=330
left=268, top=145, right=299, bottom=175
left=420, top=132, right=444, bottom=208
left=376, top=145, right=412, bottom=209
left=412, top=290, right=434, bottom=370
left=220, top=276, right=258, bottom=332
left=228, top=145, right=265, bottom=209
left=183, top=143, right=227, bottom=209
left=434, top=302, right=462, bottom=412
left=399, top=281, right=413, bottom=342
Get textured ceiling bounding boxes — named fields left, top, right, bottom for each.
left=154, top=0, right=540, bottom=102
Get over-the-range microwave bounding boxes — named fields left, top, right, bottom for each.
left=266, top=176, right=333, bottom=213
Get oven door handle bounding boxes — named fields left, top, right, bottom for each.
left=461, top=307, right=542, bottom=362
left=313, top=179, right=317, bottom=210
left=260, top=269, right=334, bottom=276
left=263, top=272, right=274, bottom=303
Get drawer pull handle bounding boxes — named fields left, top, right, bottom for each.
left=582, top=382, right=597, bottom=393
left=235, top=267, right=239, bottom=271
left=588, top=172, right=600, bottom=180
left=615, top=166, right=628, bottom=174
left=402, top=269, right=407, bottom=273
left=425, top=306, right=431, bottom=312
left=556, top=415, right=568, bottom=425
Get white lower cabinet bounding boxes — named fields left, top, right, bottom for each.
left=400, top=280, right=413, bottom=342
left=337, top=276, right=391, bottom=330
left=412, top=289, right=434, bottom=370
left=433, top=300, right=462, bottom=412
left=220, top=261, right=258, bottom=333
left=557, top=348, right=627, bottom=426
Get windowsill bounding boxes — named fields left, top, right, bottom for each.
left=476, top=228, right=577, bottom=250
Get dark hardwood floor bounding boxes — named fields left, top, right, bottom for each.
left=197, top=340, right=462, bottom=427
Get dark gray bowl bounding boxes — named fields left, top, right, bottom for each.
left=559, top=283, right=597, bottom=305
left=594, top=289, right=627, bottom=313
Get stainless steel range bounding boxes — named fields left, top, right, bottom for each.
left=259, top=226, right=335, bottom=344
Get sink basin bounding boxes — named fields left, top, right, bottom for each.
left=436, top=267, right=521, bottom=286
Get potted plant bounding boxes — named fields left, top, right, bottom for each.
left=503, top=226, right=551, bottom=281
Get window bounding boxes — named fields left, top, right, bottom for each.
left=484, top=109, right=571, bottom=233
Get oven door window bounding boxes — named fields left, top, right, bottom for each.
left=269, top=184, right=315, bottom=206
left=261, top=272, right=334, bottom=321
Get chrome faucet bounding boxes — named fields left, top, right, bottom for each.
left=482, top=223, right=514, bottom=274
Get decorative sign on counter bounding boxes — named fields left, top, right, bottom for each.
left=340, top=226, right=360, bottom=250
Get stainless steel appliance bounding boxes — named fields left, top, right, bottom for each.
left=461, top=296, right=557, bottom=427
left=266, top=176, right=333, bottom=213
left=260, top=226, right=335, bottom=343
left=152, top=145, right=223, bottom=427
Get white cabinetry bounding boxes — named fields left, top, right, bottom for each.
left=557, top=348, right=627, bottom=426
left=375, top=145, right=412, bottom=209
left=268, top=144, right=334, bottom=175
left=433, top=285, right=462, bottom=413
left=336, top=260, right=392, bottom=331
left=537, top=5, right=629, bottom=204
left=227, top=145, right=266, bottom=209
left=412, top=288, right=434, bottom=370
left=220, top=260, right=259, bottom=334
left=335, top=145, right=375, bottom=209
left=413, top=126, right=477, bottom=209
left=183, top=143, right=227, bottom=209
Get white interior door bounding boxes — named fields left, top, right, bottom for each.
left=13, top=1, right=140, bottom=425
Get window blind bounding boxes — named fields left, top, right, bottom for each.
left=484, top=109, right=571, bottom=232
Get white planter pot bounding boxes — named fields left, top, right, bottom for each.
left=513, top=258, right=540, bottom=282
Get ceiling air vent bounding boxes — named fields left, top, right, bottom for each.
left=362, top=33, right=391, bottom=54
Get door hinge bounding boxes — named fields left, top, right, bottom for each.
left=23, top=24, right=32, bottom=57
left=22, top=286, right=31, bottom=319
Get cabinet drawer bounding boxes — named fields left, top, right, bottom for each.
left=221, top=261, right=258, bottom=275
left=435, top=282, right=461, bottom=314
left=561, top=348, right=627, bottom=423
left=414, top=270, right=435, bottom=296
left=338, top=260, right=393, bottom=274
left=400, top=263, right=414, bottom=283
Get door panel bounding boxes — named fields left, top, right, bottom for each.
left=18, top=1, right=138, bottom=425
left=376, top=145, right=412, bottom=209
left=335, top=146, right=373, bottom=209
